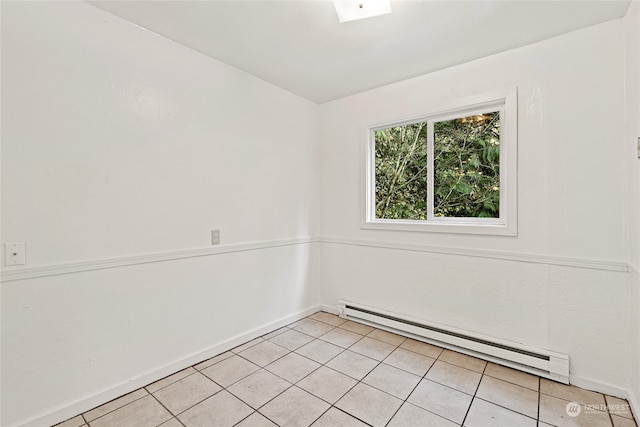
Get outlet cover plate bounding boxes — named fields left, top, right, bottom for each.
left=5, top=242, right=26, bottom=266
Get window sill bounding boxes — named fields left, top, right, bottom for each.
left=362, top=219, right=517, bottom=236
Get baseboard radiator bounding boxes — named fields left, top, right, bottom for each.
left=337, top=300, right=570, bottom=384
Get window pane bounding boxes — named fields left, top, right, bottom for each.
left=374, top=122, right=428, bottom=219
left=433, top=112, right=500, bottom=218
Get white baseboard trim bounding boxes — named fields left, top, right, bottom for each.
left=19, top=305, right=322, bottom=427
left=628, top=388, right=640, bottom=423
left=569, top=375, right=632, bottom=401
left=555, top=375, right=640, bottom=422
left=318, top=304, right=339, bottom=315
left=1, top=236, right=319, bottom=283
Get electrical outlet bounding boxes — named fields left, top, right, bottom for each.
left=5, top=242, right=26, bottom=266
left=637, top=137, right=640, bottom=159
left=211, top=230, right=221, bottom=245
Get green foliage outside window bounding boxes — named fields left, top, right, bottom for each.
left=375, top=112, right=500, bottom=220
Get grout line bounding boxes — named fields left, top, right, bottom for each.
left=193, top=351, right=235, bottom=372
left=537, top=376, right=541, bottom=425
left=81, top=389, right=149, bottom=424
left=605, top=394, right=616, bottom=426
left=146, top=392, right=180, bottom=424
left=230, top=337, right=265, bottom=354
left=381, top=357, right=426, bottom=426
left=307, top=406, right=333, bottom=426
left=145, top=368, right=199, bottom=395
left=460, top=356, right=488, bottom=426
left=149, top=369, right=228, bottom=419
left=481, top=369, right=540, bottom=392
left=472, top=396, right=539, bottom=422
left=229, top=378, right=294, bottom=416
left=230, top=411, right=256, bottom=427
left=331, top=406, right=375, bottom=426
left=173, top=415, right=187, bottom=427
left=390, top=345, right=463, bottom=426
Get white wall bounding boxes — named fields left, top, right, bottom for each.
left=0, top=2, right=319, bottom=426
left=319, top=18, right=632, bottom=395
left=2, top=1, right=639, bottom=426
left=625, top=0, right=640, bottom=417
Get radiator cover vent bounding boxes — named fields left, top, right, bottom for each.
left=338, top=300, right=569, bottom=384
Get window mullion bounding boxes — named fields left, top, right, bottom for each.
left=498, top=106, right=507, bottom=223
left=427, top=120, right=435, bottom=221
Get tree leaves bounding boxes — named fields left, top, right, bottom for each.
left=375, top=123, right=428, bottom=220
left=375, top=111, right=500, bottom=220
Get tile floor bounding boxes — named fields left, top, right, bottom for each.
left=55, top=311, right=637, bottom=427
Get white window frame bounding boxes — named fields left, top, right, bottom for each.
left=363, top=89, right=518, bottom=236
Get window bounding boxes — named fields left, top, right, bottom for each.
left=364, top=90, right=517, bottom=235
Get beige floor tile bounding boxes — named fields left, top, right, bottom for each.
left=292, top=319, right=336, bottom=337
left=311, top=407, right=369, bottom=427
left=232, top=337, right=264, bottom=354
left=287, top=319, right=308, bottom=328
left=362, top=363, right=421, bottom=399
left=259, top=386, right=330, bottom=427
left=268, top=329, right=314, bottom=351
left=84, top=388, right=148, bottom=421
left=153, top=372, right=222, bottom=415
left=90, top=395, right=172, bottom=427
left=349, top=336, right=396, bottom=361
left=484, top=362, right=539, bottom=391
left=425, top=360, right=482, bottom=395
left=606, top=395, right=634, bottom=419
left=178, top=390, right=253, bottom=427
left=438, top=349, right=486, bottom=373
left=541, top=378, right=606, bottom=406
left=388, top=402, right=458, bottom=427
left=408, top=379, right=473, bottom=424
left=400, top=338, right=444, bottom=358
left=60, top=322, right=638, bottom=427
left=146, top=367, right=197, bottom=393
left=54, top=415, right=85, bottom=427
left=326, top=350, right=379, bottom=380
left=200, top=355, right=260, bottom=387
left=193, top=351, right=233, bottom=371
left=335, top=383, right=403, bottom=427
left=464, top=397, right=537, bottom=427
left=239, top=341, right=289, bottom=367
left=262, top=327, right=289, bottom=340
left=384, top=347, right=435, bottom=376
left=367, top=329, right=406, bottom=346
left=227, top=370, right=291, bottom=409
left=159, top=418, right=183, bottom=427
left=309, top=311, right=347, bottom=326
left=236, top=412, right=278, bottom=427
left=612, top=415, right=638, bottom=427
left=539, top=393, right=612, bottom=427
left=295, top=339, right=344, bottom=364
left=297, top=366, right=357, bottom=404
left=266, top=352, right=320, bottom=383
left=318, top=328, right=362, bottom=348
left=339, top=320, right=375, bottom=335
left=475, top=375, right=538, bottom=418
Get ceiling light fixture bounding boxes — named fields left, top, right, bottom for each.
left=333, top=0, right=392, bottom=23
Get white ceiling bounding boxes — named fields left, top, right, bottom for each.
left=90, top=0, right=631, bottom=104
